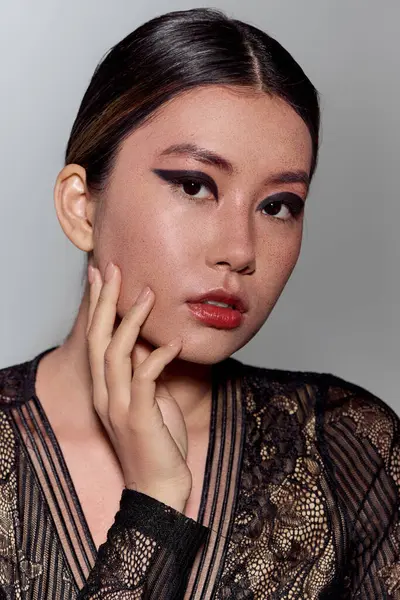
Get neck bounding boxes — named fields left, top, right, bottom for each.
left=49, top=281, right=213, bottom=431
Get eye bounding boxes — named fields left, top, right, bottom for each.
left=152, top=169, right=217, bottom=201
left=259, top=192, right=305, bottom=222
left=172, top=178, right=213, bottom=201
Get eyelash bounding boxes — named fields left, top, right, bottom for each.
left=158, top=172, right=304, bottom=223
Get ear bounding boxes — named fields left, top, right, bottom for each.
left=54, top=164, right=97, bottom=252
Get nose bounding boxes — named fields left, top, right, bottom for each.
left=206, top=210, right=256, bottom=275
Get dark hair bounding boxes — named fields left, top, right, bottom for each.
left=66, top=8, right=320, bottom=280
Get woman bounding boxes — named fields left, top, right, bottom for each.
left=0, top=7, right=398, bottom=599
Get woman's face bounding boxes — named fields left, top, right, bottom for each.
left=92, top=85, right=313, bottom=364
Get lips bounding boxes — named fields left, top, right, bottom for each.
left=186, top=289, right=248, bottom=313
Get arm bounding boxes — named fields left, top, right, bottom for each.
left=79, top=264, right=210, bottom=597
left=78, top=489, right=209, bottom=599
left=322, top=376, right=400, bottom=598
left=350, top=442, right=400, bottom=598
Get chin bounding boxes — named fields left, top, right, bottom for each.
left=141, top=310, right=264, bottom=365
left=177, top=348, right=232, bottom=365
left=181, top=327, right=265, bottom=364
left=179, top=340, right=238, bottom=365
left=147, top=328, right=248, bottom=365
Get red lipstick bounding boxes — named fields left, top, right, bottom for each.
left=186, top=289, right=248, bottom=329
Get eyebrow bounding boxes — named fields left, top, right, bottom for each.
left=157, top=142, right=310, bottom=192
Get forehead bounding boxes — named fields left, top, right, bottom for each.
left=120, top=85, right=313, bottom=175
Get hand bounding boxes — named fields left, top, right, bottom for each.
left=86, top=262, right=192, bottom=513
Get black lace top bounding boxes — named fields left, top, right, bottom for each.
left=0, top=345, right=399, bottom=599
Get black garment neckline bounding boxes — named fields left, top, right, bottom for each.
left=23, top=344, right=233, bottom=561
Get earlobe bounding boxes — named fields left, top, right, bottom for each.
left=54, top=164, right=95, bottom=252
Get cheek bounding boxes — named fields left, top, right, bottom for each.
left=115, top=205, right=199, bottom=269
left=256, top=226, right=303, bottom=305
left=270, top=230, right=302, bottom=276
left=97, top=194, right=201, bottom=307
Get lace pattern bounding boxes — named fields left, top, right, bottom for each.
left=0, top=354, right=399, bottom=598
left=217, top=378, right=336, bottom=599
left=326, top=378, right=400, bottom=599
left=78, top=490, right=209, bottom=598
left=0, top=412, right=43, bottom=597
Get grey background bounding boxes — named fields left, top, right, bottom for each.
left=1, top=1, right=399, bottom=411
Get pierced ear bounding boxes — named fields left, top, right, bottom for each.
left=54, top=164, right=96, bottom=252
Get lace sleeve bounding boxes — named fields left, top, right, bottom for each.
left=322, top=378, right=400, bottom=599
left=349, top=448, right=400, bottom=599
left=77, top=489, right=210, bottom=599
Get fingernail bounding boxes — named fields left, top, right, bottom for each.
left=136, top=286, right=151, bottom=303
left=105, top=262, right=116, bottom=282
left=88, top=265, right=94, bottom=284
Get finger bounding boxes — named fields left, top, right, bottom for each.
left=87, top=264, right=121, bottom=418
left=86, top=267, right=102, bottom=337
left=88, top=263, right=120, bottom=345
left=125, top=339, right=182, bottom=423
left=131, top=338, right=153, bottom=371
left=104, top=287, right=156, bottom=411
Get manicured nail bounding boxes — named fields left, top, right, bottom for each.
left=136, top=286, right=151, bottom=303
left=105, top=262, right=116, bottom=282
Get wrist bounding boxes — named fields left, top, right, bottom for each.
left=125, top=484, right=188, bottom=514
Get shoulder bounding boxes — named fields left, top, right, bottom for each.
left=0, top=358, right=31, bottom=480
left=235, top=357, right=399, bottom=428
left=232, top=357, right=329, bottom=418
left=230, top=362, right=400, bottom=599
left=235, top=358, right=400, bottom=481
left=320, top=370, right=400, bottom=434
left=232, top=358, right=327, bottom=399
left=0, top=355, right=33, bottom=407
left=317, top=372, right=400, bottom=483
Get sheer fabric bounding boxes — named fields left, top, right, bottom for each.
left=0, top=346, right=399, bottom=599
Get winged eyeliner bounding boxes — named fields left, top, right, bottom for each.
left=152, top=169, right=219, bottom=198
left=152, top=168, right=304, bottom=216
